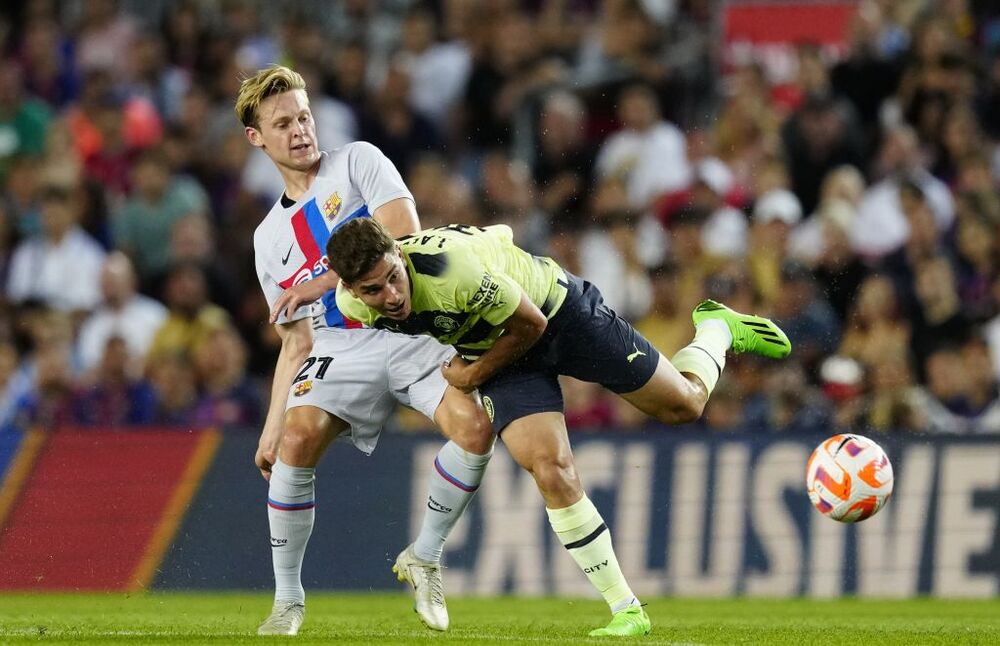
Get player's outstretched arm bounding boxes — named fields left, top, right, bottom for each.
left=442, top=292, right=547, bottom=392
left=270, top=272, right=340, bottom=323
left=256, top=317, right=314, bottom=480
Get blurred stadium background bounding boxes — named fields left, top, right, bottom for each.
left=0, top=0, right=996, bottom=604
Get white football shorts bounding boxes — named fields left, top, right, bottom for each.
left=285, top=326, right=454, bottom=454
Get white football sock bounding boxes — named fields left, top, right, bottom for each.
left=267, top=458, right=315, bottom=604
left=413, top=440, right=492, bottom=563
left=671, top=320, right=731, bottom=395
left=547, top=495, right=639, bottom=613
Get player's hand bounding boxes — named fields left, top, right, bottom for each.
left=255, top=442, right=277, bottom=481
left=442, top=355, right=478, bottom=393
left=270, top=280, right=326, bottom=323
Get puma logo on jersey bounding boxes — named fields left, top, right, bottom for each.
left=627, top=344, right=646, bottom=363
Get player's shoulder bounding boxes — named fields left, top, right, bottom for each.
left=327, top=140, right=383, bottom=162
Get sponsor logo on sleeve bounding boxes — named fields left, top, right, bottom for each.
left=469, top=274, right=503, bottom=308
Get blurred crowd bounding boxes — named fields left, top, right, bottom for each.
left=0, top=0, right=999, bottom=436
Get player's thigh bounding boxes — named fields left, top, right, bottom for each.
left=500, top=411, right=575, bottom=474
left=618, top=351, right=706, bottom=421
left=279, top=405, right=351, bottom=466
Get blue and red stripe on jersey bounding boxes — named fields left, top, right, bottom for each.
left=279, top=200, right=371, bottom=329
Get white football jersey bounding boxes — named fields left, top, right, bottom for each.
left=253, top=143, right=412, bottom=328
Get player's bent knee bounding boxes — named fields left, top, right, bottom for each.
left=672, top=393, right=705, bottom=424
left=530, top=456, right=581, bottom=502
left=436, top=391, right=495, bottom=455
left=279, top=422, right=325, bottom=464
left=454, top=413, right=493, bottom=454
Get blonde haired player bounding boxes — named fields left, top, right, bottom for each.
left=236, top=66, right=493, bottom=635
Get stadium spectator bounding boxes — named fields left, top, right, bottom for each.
left=770, top=260, right=840, bottom=375
left=461, top=9, right=563, bottom=151
left=70, top=336, right=157, bottom=427
left=692, top=157, right=748, bottom=259
left=6, top=182, right=106, bottom=313
left=741, top=360, right=830, bottom=433
left=113, top=147, right=210, bottom=284
left=749, top=189, right=803, bottom=306
left=191, top=325, right=263, bottom=428
left=146, top=263, right=230, bottom=365
left=853, top=124, right=954, bottom=257
left=359, top=58, right=442, bottom=178
left=123, top=30, right=191, bottom=125
left=9, top=337, right=75, bottom=432
left=910, top=255, right=972, bottom=371
left=16, top=15, right=80, bottom=109
left=635, top=261, right=692, bottom=360
left=396, top=6, right=472, bottom=131
left=0, top=60, right=52, bottom=183
left=577, top=207, right=654, bottom=321
left=840, top=274, right=912, bottom=370
left=0, top=341, right=30, bottom=433
left=478, top=149, right=547, bottom=253
left=595, top=82, right=690, bottom=211
left=780, top=91, right=866, bottom=215
left=76, top=252, right=167, bottom=373
left=149, top=352, right=199, bottom=426
left=531, top=90, right=596, bottom=230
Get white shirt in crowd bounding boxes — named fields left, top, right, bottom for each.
left=852, top=170, right=954, bottom=258
left=596, top=121, right=691, bottom=210
left=76, top=295, right=169, bottom=371
left=6, top=226, right=107, bottom=311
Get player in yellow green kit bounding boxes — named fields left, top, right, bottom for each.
left=330, top=220, right=791, bottom=637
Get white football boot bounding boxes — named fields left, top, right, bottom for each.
left=257, top=600, right=305, bottom=635
left=392, top=544, right=449, bottom=631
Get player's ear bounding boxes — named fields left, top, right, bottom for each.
left=245, top=126, right=264, bottom=148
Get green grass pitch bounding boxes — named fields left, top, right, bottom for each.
left=0, top=593, right=997, bottom=644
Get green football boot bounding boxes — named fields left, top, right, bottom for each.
left=692, top=299, right=791, bottom=359
left=588, top=605, right=651, bottom=637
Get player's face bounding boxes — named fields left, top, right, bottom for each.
left=246, top=89, right=319, bottom=171
left=350, top=250, right=412, bottom=320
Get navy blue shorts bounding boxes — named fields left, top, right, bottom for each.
left=478, top=273, right=659, bottom=432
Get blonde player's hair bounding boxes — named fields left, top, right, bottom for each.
left=234, top=65, right=306, bottom=128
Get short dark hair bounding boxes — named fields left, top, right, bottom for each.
left=327, top=218, right=396, bottom=284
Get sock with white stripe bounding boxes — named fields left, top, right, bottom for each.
left=413, top=440, right=492, bottom=563
left=547, top=495, right=639, bottom=613
left=671, top=319, right=731, bottom=395
left=267, top=458, right=316, bottom=603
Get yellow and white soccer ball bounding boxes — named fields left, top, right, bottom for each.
left=806, top=434, right=894, bottom=523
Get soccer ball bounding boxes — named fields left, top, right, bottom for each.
left=806, top=434, right=894, bottom=523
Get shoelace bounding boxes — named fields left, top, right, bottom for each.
left=416, top=564, right=445, bottom=606
left=270, top=603, right=301, bottom=626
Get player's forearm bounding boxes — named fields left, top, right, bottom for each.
left=262, top=326, right=313, bottom=440
left=467, top=318, right=544, bottom=386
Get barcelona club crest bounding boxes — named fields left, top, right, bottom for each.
left=294, top=380, right=313, bottom=397
left=322, top=192, right=342, bottom=221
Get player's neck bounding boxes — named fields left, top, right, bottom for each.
left=279, top=158, right=322, bottom=202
